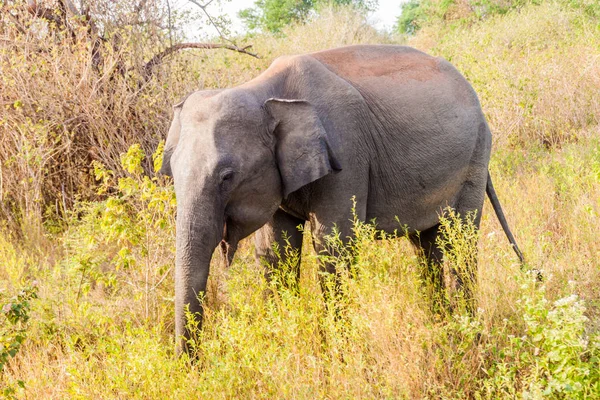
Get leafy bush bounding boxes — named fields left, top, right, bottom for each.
left=240, top=0, right=377, bottom=33
left=239, top=0, right=316, bottom=32
left=396, top=0, right=600, bottom=34
left=64, top=144, right=176, bottom=325
left=396, top=0, right=425, bottom=34
left=480, top=280, right=600, bottom=397
left=1, top=284, right=38, bottom=398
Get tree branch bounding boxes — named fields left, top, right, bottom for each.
left=188, top=0, right=235, bottom=46
left=143, top=42, right=260, bottom=78
left=26, top=0, right=66, bottom=28
left=2, top=5, right=28, bottom=35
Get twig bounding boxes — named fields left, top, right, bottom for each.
left=143, top=42, right=259, bottom=78
left=188, top=0, right=235, bottom=46
left=151, top=266, right=173, bottom=291
left=3, top=5, right=28, bottom=35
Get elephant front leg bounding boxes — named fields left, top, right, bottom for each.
left=309, top=214, right=355, bottom=305
left=255, top=208, right=305, bottom=290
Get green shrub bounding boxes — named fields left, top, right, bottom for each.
left=480, top=280, right=600, bottom=397
left=240, top=0, right=376, bottom=33
left=1, top=284, right=38, bottom=398
left=397, top=0, right=600, bottom=34
left=63, top=144, right=176, bottom=324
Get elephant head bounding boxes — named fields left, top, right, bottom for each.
left=160, top=88, right=341, bottom=354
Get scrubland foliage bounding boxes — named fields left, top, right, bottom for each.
left=1, top=0, right=600, bottom=398
left=409, top=0, right=600, bottom=148
left=0, top=0, right=192, bottom=235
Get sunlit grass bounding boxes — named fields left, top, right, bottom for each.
left=2, top=136, right=599, bottom=397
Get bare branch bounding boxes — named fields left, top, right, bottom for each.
left=143, top=42, right=260, bottom=78
left=2, top=5, right=28, bottom=35
left=188, top=0, right=235, bottom=46
left=62, top=0, right=81, bottom=16
left=27, top=0, right=66, bottom=27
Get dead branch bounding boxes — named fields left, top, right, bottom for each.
left=23, top=1, right=259, bottom=83
left=143, top=42, right=260, bottom=78
left=188, top=0, right=235, bottom=46
left=3, top=10, right=28, bottom=35
left=62, top=0, right=80, bottom=15
left=26, top=0, right=67, bottom=28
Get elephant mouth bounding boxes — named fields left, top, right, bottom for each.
left=219, top=220, right=237, bottom=267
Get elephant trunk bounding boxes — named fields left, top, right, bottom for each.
left=174, top=195, right=223, bottom=355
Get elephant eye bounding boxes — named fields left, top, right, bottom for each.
left=220, top=169, right=234, bottom=183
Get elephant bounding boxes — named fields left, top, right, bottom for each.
left=159, top=44, right=524, bottom=354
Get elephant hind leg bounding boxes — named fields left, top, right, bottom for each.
left=446, top=176, right=487, bottom=313
left=409, top=224, right=449, bottom=314
left=409, top=198, right=483, bottom=315
left=255, top=208, right=306, bottom=290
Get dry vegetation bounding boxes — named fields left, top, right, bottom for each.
left=411, top=0, right=600, bottom=148
left=0, top=0, right=197, bottom=235
left=1, top=0, right=600, bottom=398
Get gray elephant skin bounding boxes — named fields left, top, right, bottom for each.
left=160, top=44, right=523, bottom=354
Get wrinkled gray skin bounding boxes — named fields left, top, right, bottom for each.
left=160, top=45, right=519, bottom=354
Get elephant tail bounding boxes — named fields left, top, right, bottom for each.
left=485, top=171, right=525, bottom=264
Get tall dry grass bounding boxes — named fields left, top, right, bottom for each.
left=410, top=1, right=600, bottom=148
left=0, top=1, right=198, bottom=233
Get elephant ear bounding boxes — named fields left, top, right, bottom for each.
left=159, top=90, right=222, bottom=177
left=264, top=98, right=342, bottom=198
left=159, top=100, right=185, bottom=177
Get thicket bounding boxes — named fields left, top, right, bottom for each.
left=0, top=0, right=190, bottom=235
left=239, top=0, right=377, bottom=32
left=396, top=0, right=600, bottom=34
left=1, top=0, right=600, bottom=398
